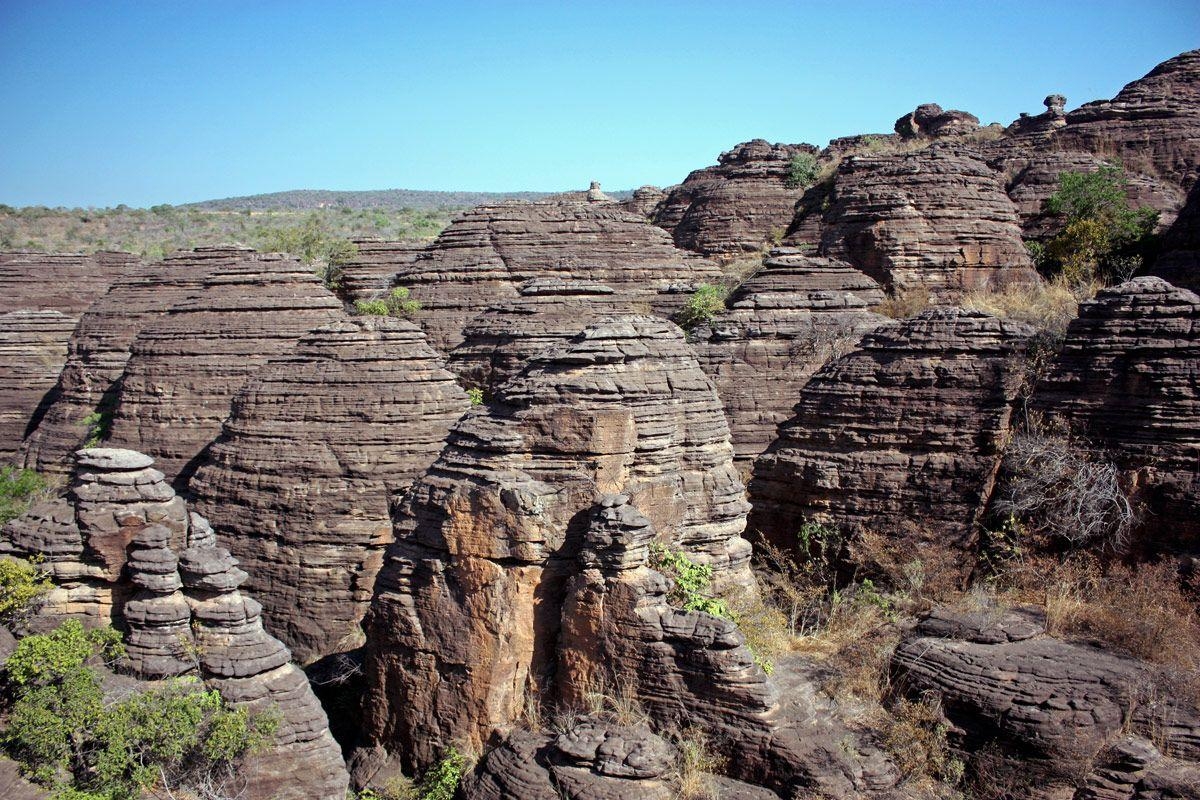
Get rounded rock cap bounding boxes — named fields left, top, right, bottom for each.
left=74, top=447, right=156, bottom=471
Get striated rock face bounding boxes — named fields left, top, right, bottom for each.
left=894, top=103, right=980, bottom=138
left=1150, top=181, right=1200, bottom=292
left=1056, top=49, right=1200, bottom=189
left=1030, top=277, right=1200, bottom=545
left=621, top=185, right=667, bottom=219
left=892, top=607, right=1200, bottom=795
left=0, top=448, right=349, bottom=800
left=0, top=251, right=136, bottom=315
left=336, top=239, right=426, bottom=303
left=390, top=201, right=720, bottom=353
left=1004, top=94, right=1068, bottom=136
left=20, top=251, right=224, bottom=475
left=0, top=310, right=77, bottom=461
left=188, top=317, right=470, bottom=664
left=815, top=145, right=1038, bottom=298
left=749, top=308, right=1032, bottom=570
left=106, top=250, right=344, bottom=484
left=447, top=278, right=636, bottom=394
left=653, top=139, right=819, bottom=256
left=689, top=248, right=891, bottom=466
left=361, top=316, right=755, bottom=766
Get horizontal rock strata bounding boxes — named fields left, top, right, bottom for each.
left=0, top=251, right=136, bottom=315
left=0, top=310, right=77, bottom=461
left=1149, top=181, right=1200, bottom=292
left=337, top=239, right=425, bottom=302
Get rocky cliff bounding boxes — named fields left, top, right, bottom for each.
left=0, top=311, right=78, bottom=462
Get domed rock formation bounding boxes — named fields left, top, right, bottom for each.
left=390, top=201, right=721, bottom=353
left=622, top=185, right=667, bottom=219
left=106, top=250, right=344, bottom=484
left=1029, top=277, right=1200, bottom=545
left=894, top=103, right=981, bottom=138
left=0, top=251, right=137, bottom=315
left=336, top=239, right=426, bottom=303
left=0, top=310, right=77, bottom=461
left=653, top=139, right=819, bottom=256
left=188, top=317, right=470, bottom=664
left=749, top=308, right=1033, bottom=573
left=446, top=278, right=636, bottom=393
left=20, top=250, right=227, bottom=474
left=813, top=146, right=1038, bottom=299
left=689, top=248, right=891, bottom=466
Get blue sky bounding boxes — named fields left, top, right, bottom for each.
left=1, top=1, right=1196, bottom=207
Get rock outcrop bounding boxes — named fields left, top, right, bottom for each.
left=894, top=103, right=981, bottom=139
left=0, top=251, right=136, bottom=315
left=689, top=248, right=891, bottom=466
left=1029, top=277, right=1200, bottom=546
left=106, top=250, right=344, bottom=484
left=0, top=448, right=350, bottom=800
left=188, top=317, right=470, bottom=664
left=20, top=251, right=224, bottom=474
left=0, top=310, right=77, bottom=461
left=892, top=606, right=1200, bottom=796
left=447, top=278, right=636, bottom=394
left=653, top=139, right=819, bottom=256
left=336, top=239, right=426, bottom=303
left=390, top=200, right=720, bottom=353
left=749, top=308, right=1032, bottom=570
left=1150, top=181, right=1200, bottom=292
left=1004, top=94, right=1068, bottom=137
left=622, top=185, right=667, bottom=219
left=813, top=146, right=1038, bottom=298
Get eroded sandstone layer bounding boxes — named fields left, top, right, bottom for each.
left=336, top=239, right=426, bottom=302
left=1150, top=181, right=1200, bottom=292
left=652, top=140, right=819, bottom=256
left=0, top=310, right=78, bottom=462
left=394, top=200, right=721, bottom=352
left=749, top=308, right=1032, bottom=570
left=0, top=251, right=136, bottom=315
left=189, top=317, right=470, bottom=664
left=106, top=250, right=344, bottom=483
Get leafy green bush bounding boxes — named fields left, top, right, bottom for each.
left=0, top=466, right=48, bottom=526
left=355, top=287, right=422, bottom=318
left=0, top=558, right=51, bottom=625
left=1041, top=163, right=1158, bottom=285
left=649, top=543, right=730, bottom=618
left=416, top=747, right=467, bottom=800
left=784, top=152, right=819, bottom=189
left=674, top=284, right=728, bottom=331
left=466, top=388, right=484, bottom=406
left=2, top=621, right=275, bottom=799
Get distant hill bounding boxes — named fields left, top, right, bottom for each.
left=183, top=187, right=634, bottom=211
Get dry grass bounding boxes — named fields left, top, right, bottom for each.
left=962, top=275, right=1095, bottom=340
left=665, top=726, right=726, bottom=800
left=882, top=694, right=965, bottom=792
left=874, top=286, right=932, bottom=319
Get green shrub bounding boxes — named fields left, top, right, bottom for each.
left=0, top=466, right=48, bottom=526
left=675, top=284, right=728, bottom=331
left=355, top=287, right=422, bottom=318
left=0, top=558, right=51, bottom=625
left=81, top=407, right=113, bottom=448
left=416, top=746, right=467, bottom=800
left=784, top=152, right=819, bottom=189
left=466, top=388, right=484, bottom=406
left=649, top=543, right=729, bottom=618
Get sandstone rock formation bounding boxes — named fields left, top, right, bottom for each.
left=20, top=251, right=225, bottom=474
left=892, top=606, right=1200, bottom=796
left=447, top=278, right=636, bottom=394
left=336, top=239, right=426, bottom=303
left=106, top=250, right=344, bottom=484
left=894, top=103, right=981, bottom=138
left=622, top=185, right=667, bottom=219
left=689, top=248, right=891, bottom=466
left=653, top=139, right=819, bottom=256
left=188, top=317, right=470, bottom=664
left=0, top=251, right=136, bottom=315
left=1149, top=181, right=1200, bottom=292
left=749, top=308, right=1032, bottom=570
left=1029, top=277, right=1200, bottom=546
left=0, top=448, right=350, bottom=800
left=390, top=201, right=720, bottom=353
left=813, top=145, right=1038, bottom=298
left=0, top=310, right=77, bottom=461
left=1004, top=94, right=1068, bottom=137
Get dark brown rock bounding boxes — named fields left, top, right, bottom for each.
left=0, top=310, right=77, bottom=461
left=188, top=317, right=469, bottom=664
left=622, top=185, right=667, bottom=219
left=1005, top=94, right=1069, bottom=137
left=653, top=139, right=819, bottom=256
left=0, top=251, right=136, bottom=315
left=106, top=250, right=344, bottom=484
left=689, top=248, right=891, bottom=466
left=749, top=308, right=1032, bottom=570
left=1030, top=277, right=1200, bottom=545
left=1149, top=180, right=1200, bottom=292
left=894, top=103, right=981, bottom=138
left=392, top=200, right=721, bottom=353
left=336, top=239, right=425, bottom=303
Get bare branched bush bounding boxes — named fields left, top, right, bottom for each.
left=882, top=693, right=965, bottom=791
left=993, top=431, right=1137, bottom=552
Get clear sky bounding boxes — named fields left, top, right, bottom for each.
left=1, top=0, right=1196, bottom=208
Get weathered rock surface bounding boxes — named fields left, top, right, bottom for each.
left=894, top=103, right=981, bottom=138
left=447, top=278, right=636, bottom=393
left=1004, top=94, right=1068, bottom=137
left=689, top=248, right=891, bottom=466
left=622, top=185, right=667, bottom=219
left=1030, top=277, right=1200, bottom=545
left=106, top=250, right=344, bottom=484
left=188, top=317, right=470, bottom=664
left=1150, top=181, right=1200, bottom=292
left=0, top=448, right=349, bottom=800
left=892, top=607, right=1200, bottom=795
left=20, top=251, right=222, bottom=474
left=813, top=145, right=1038, bottom=298
left=0, top=310, right=77, bottom=461
left=749, top=308, right=1032, bottom=569
left=653, top=139, right=819, bottom=256
left=1056, top=49, right=1200, bottom=189
left=337, top=239, right=426, bottom=303
left=0, top=251, right=136, bottom=315
left=391, top=200, right=720, bottom=353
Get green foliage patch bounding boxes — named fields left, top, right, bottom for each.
left=0, top=466, right=48, bottom=526
left=784, top=152, right=820, bottom=189
left=0, top=558, right=51, bottom=625
left=674, top=283, right=728, bottom=331
left=354, top=286, right=422, bottom=318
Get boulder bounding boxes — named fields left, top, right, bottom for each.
left=894, top=103, right=981, bottom=138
